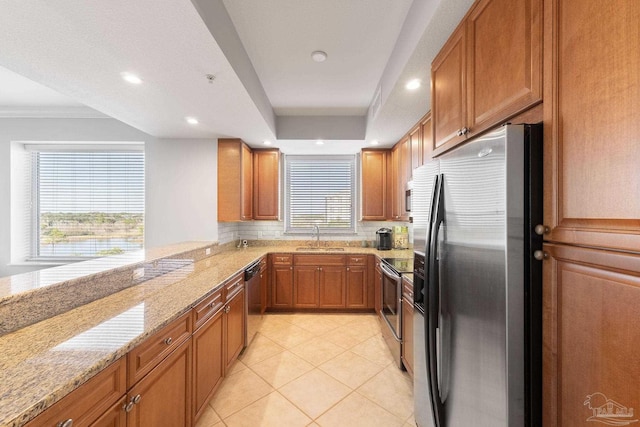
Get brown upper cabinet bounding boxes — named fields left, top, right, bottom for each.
left=409, top=124, right=422, bottom=171
left=361, top=149, right=388, bottom=221
left=218, top=141, right=280, bottom=222
left=218, top=139, right=253, bottom=222
left=389, top=138, right=410, bottom=221
left=543, top=0, right=640, bottom=252
left=421, top=112, right=433, bottom=164
left=432, top=0, right=542, bottom=154
left=253, top=149, right=280, bottom=220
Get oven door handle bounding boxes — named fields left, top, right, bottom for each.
left=380, top=262, right=401, bottom=280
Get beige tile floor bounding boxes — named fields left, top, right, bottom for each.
left=196, top=313, right=415, bottom=427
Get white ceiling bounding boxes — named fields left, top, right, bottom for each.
left=0, top=0, right=474, bottom=150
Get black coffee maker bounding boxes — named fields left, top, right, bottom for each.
left=376, top=228, right=393, bottom=250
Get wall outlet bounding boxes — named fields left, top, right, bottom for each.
left=205, top=247, right=211, bottom=255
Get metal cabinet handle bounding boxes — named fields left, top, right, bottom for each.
left=534, top=224, right=550, bottom=235
left=533, top=250, right=548, bottom=261
left=346, top=267, right=350, bottom=271
left=57, top=419, right=73, bottom=427
left=123, top=394, right=142, bottom=413
left=164, top=337, right=173, bottom=345
left=224, top=305, right=231, bottom=313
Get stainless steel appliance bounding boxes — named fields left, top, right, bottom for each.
left=412, top=124, right=543, bottom=427
left=244, top=260, right=262, bottom=346
left=376, top=227, right=393, bottom=250
left=380, top=257, right=413, bottom=368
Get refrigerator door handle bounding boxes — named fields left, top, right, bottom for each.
left=427, top=174, right=446, bottom=427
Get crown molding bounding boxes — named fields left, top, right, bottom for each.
left=0, top=106, right=109, bottom=118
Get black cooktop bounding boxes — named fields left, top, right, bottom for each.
left=381, top=258, right=414, bottom=274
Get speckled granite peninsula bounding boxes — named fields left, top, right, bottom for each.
left=0, top=241, right=412, bottom=427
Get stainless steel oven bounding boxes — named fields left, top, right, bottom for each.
left=379, top=257, right=412, bottom=368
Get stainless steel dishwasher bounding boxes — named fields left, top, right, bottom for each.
left=244, top=260, right=262, bottom=346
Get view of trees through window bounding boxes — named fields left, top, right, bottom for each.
left=35, top=151, right=144, bottom=258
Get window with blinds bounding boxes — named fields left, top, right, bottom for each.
left=284, top=155, right=356, bottom=234
left=30, top=148, right=145, bottom=259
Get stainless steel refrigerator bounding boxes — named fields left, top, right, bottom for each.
left=412, top=124, right=542, bottom=427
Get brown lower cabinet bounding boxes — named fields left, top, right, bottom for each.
left=543, top=243, right=640, bottom=427
left=271, top=254, right=294, bottom=308
left=126, top=338, right=192, bottom=427
left=24, top=358, right=127, bottom=427
left=224, top=287, right=246, bottom=371
left=192, top=307, right=224, bottom=420
left=401, top=277, right=414, bottom=377
left=374, top=258, right=382, bottom=316
left=270, top=254, right=373, bottom=310
left=27, top=272, right=249, bottom=427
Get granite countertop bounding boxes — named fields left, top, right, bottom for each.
left=0, top=243, right=413, bottom=427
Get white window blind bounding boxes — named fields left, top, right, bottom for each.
left=285, top=155, right=356, bottom=233
left=31, top=149, right=145, bottom=259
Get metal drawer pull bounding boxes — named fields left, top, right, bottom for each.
left=164, top=337, right=173, bottom=345
left=57, top=419, right=73, bottom=427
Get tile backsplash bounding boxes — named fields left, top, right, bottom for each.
left=218, top=220, right=412, bottom=245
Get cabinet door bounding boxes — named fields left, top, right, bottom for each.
left=90, top=396, right=127, bottom=427
left=390, top=143, right=401, bottom=220
left=409, top=125, right=421, bottom=174
left=400, top=137, right=411, bottom=219
left=271, top=265, right=294, bottom=308
left=401, top=296, right=414, bottom=376
left=294, top=266, right=319, bottom=308
left=544, top=0, right=640, bottom=252
left=542, top=243, right=640, bottom=427
left=466, top=0, right=542, bottom=134
left=253, top=149, right=279, bottom=220
left=346, top=265, right=367, bottom=308
left=127, top=339, right=192, bottom=427
left=374, top=261, right=382, bottom=316
left=361, top=150, right=387, bottom=220
left=420, top=112, right=433, bottom=164
left=240, top=143, right=253, bottom=221
left=318, top=266, right=346, bottom=308
left=432, top=22, right=467, bottom=150
left=192, top=308, right=224, bottom=420
left=259, top=263, right=268, bottom=314
left=25, top=359, right=126, bottom=427
left=224, top=288, right=245, bottom=371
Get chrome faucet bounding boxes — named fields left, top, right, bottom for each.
left=312, top=225, right=320, bottom=247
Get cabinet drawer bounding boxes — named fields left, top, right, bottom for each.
left=224, top=271, right=244, bottom=300
left=402, top=278, right=413, bottom=299
left=272, top=254, right=292, bottom=265
left=294, top=254, right=346, bottom=266
left=127, top=311, right=192, bottom=388
left=347, top=255, right=367, bottom=266
left=193, top=287, right=224, bottom=330
left=25, top=358, right=126, bottom=427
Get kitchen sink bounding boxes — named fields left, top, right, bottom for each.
left=295, top=247, right=345, bottom=251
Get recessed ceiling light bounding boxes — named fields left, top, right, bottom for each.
left=406, top=79, right=421, bottom=90
left=186, top=117, right=198, bottom=125
left=316, top=140, right=324, bottom=145
left=263, top=140, right=272, bottom=145
left=370, top=140, right=379, bottom=146
left=121, top=72, right=142, bottom=85
left=311, top=51, right=328, bottom=62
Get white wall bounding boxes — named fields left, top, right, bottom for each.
left=145, top=138, right=218, bottom=248
left=0, top=118, right=220, bottom=278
